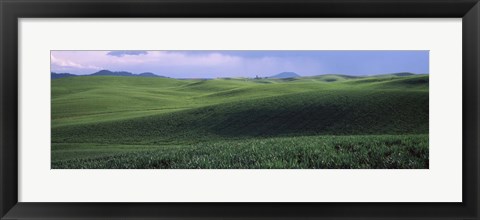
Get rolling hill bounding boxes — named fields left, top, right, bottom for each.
left=51, top=73, right=429, bottom=169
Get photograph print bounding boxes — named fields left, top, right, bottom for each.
left=51, top=50, right=429, bottom=169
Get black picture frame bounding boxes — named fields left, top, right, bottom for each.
left=1, top=0, right=479, bottom=219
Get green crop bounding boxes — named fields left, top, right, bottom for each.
left=51, top=74, right=429, bottom=169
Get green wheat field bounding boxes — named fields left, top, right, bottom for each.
left=51, top=73, right=429, bottom=169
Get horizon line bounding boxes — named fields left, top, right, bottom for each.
left=51, top=69, right=429, bottom=79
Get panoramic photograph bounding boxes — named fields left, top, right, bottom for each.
left=51, top=50, right=429, bottom=169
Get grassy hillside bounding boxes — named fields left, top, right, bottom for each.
left=51, top=74, right=429, bottom=169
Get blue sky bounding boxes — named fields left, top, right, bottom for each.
left=51, top=50, right=429, bottom=78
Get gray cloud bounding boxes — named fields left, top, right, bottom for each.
left=107, top=50, right=148, bottom=57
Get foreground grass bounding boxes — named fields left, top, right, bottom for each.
left=52, top=134, right=428, bottom=169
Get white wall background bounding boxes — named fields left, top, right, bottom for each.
left=18, top=18, right=462, bottom=202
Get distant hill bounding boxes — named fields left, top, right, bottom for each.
left=91, top=70, right=135, bottom=76
left=372, top=72, right=416, bottom=77
left=270, top=72, right=301, bottom=78
left=51, top=70, right=166, bottom=79
left=138, top=72, right=166, bottom=78
left=51, top=72, right=78, bottom=79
